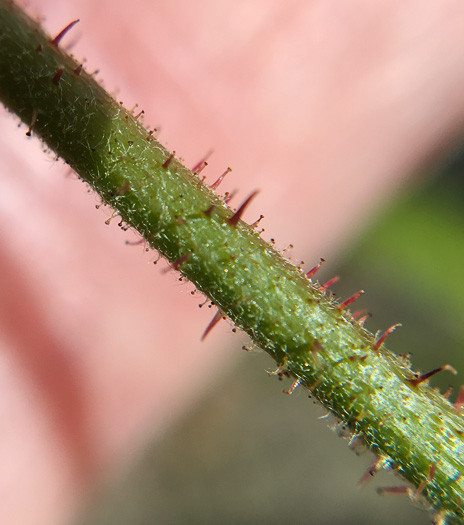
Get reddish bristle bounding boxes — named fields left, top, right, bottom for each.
left=125, top=239, right=144, bottom=246
left=454, top=385, right=464, bottom=411
left=282, top=378, right=301, bottom=395
left=25, top=108, right=38, bottom=137
left=306, top=258, right=325, bottom=279
left=351, top=309, right=367, bottom=321
left=348, top=354, right=368, bottom=363
left=310, top=340, right=323, bottom=365
left=319, top=276, right=339, bottom=293
left=163, top=253, right=189, bottom=274
left=51, top=19, right=80, bottom=47
left=357, top=313, right=371, bottom=326
left=377, top=486, right=411, bottom=497
left=443, top=386, right=453, bottom=399
left=162, top=151, right=176, bottom=169
left=413, top=464, right=436, bottom=502
left=73, top=64, right=83, bottom=76
left=228, top=190, right=259, bottom=226
left=191, top=151, right=212, bottom=173
left=358, top=457, right=383, bottom=486
left=268, top=365, right=285, bottom=378
left=250, top=214, right=264, bottom=228
left=429, top=463, right=436, bottom=482
left=201, top=310, right=224, bottom=341
left=338, top=290, right=364, bottom=310
left=374, top=323, right=401, bottom=351
left=52, top=67, right=64, bottom=85
left=193, top=161, right=208, bottom=175
left=406, top=364, right=457, bottom=388
left=413, top=480, right=428, bottom=502
left=104, top=211, right=119, bottom=225
left=204, top=205, right=215, bottom=217
left=224, top=190, right=237, bottom=205
left=211, top=167, right=231, bottom=190
left=172, top=253, right=189, bottom=271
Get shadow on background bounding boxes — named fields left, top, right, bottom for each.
left=76, top=147, right=464, bottom=524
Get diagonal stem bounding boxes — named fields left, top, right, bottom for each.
left=0, top=1, right=463, bottom=521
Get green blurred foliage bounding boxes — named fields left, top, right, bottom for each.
left=342, top=152, right=464, bottom=395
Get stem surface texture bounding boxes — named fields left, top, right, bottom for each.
left=0, top=1, right=463, bottom=522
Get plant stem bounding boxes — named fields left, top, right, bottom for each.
left=1, top=0, right=463, bottom=521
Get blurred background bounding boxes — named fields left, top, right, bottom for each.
left=2, top=1, right=464, bottom=524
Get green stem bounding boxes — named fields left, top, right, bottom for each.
left=1, top=1, right=463, bottom=521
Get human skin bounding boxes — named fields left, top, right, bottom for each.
left=1, top=1, right=464, bottom=524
